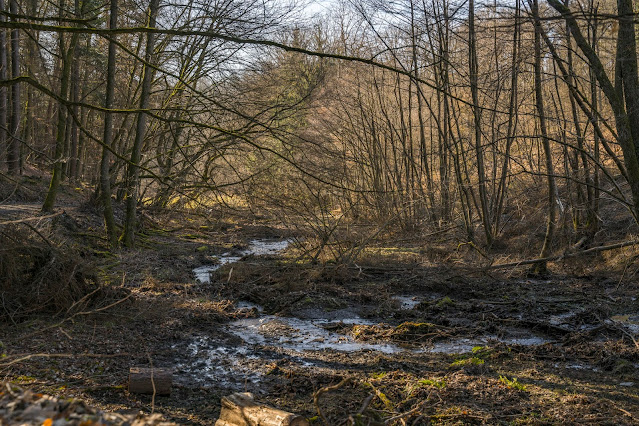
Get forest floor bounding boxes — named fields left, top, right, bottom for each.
left=1, top=177, right=639, bottom=424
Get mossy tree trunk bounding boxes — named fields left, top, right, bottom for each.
left=121, top=0, right=160, bottom=247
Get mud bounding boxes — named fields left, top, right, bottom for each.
left=4, top=229, right=639, bottom=424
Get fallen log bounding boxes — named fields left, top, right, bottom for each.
left=482, top=239, right=639, bottom=271
left=215, top=392, right=308, bottom=426
left=128, top=367, right=172, bottom=395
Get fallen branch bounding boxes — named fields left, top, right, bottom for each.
left=385, top=399, right=428, bottom=424
left=0, top=211, right=63, bottom=226
left=0, top=352, right=130, bottom=370
left=313, top=377, right=352, bottom=424
left=482, top=239, right=639, bottom=271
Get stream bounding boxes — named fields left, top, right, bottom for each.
left=172, top=239, right=560, bottom=391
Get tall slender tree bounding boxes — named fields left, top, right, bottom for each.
left=100, top=0, right=118, bottom=248
left=121, top=0, right=161, bottom=247
left=532, top=0, right=556, bottom=273
left=7, top=0, right=19, bottom=175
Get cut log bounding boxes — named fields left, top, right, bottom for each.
left=128, top=367, right=172, bottom=395
left=215, top=393, right=309, bottom=426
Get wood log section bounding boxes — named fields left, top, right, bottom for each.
left=128, top=367, right=172, bottom=395
left=215, top=393, right=309, bottom=426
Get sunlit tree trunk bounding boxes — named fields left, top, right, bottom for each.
left=532, top=0, right=556, bottom=273
left=548, top=0, right=639, bottom=219
left=495, top=0, right=520, bottom=235
left=469, top=0, right=493, bottom=245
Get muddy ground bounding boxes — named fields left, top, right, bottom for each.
left=1, top=197, right=639, bottom=424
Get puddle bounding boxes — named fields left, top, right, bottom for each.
left=425, top=335, right=549, bottom=354
left=392, top=296, right=421, bottom=310
left=608, top=314, right=639, bottom=334
left=294, top=307, right=376, bottom=324
left=565, top=362, right=601, bottom=372
left=193, top=239, right=291, bottom=283
left=549, top=311, right=577, bottom=326
left=236, top=301, right=265, bottom=312
left=224, top=305, right=550, bottom=356
left=172, top=311, right=551, bottom=391
left=226, top=315, right=403, bottom=354
left=173, top=337, right=266, bottom=392
left=183, top=238, right=552, bottom=391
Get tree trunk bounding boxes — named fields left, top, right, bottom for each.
left=121, top=0, right=160, bottom=247
left=100, top=0, right=118, bottom=248
left=7, top=0, right=19, bottom=175
left=0, top=0, right=7, bottom=168
left=42, top=0, right=79, bottom=212
left=215, top=393, right=308, bottom=426
left=547, top=0, right=639, bottom=220
left=128, top=367, right=172, bottom=395
left=532, top=0, right=556, bottom=274
left=469, top=0, right=493, bottom=245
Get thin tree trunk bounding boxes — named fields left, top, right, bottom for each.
left=469, top=0, right=493, bottom=245
left=495, top=0, right=520, bottom=234
left=547, top=0, right=639, bottom=219
left=100, top=0, right=118, bottom=248
left=588, top=3, right=600, bottom=234
left=122, top=0, right=160, bottom=247
left=532, top=0, right=556, bottom=274
left=68, top=12, right=80, bottom=181
left=7, top=0, right=19, bottom=175
left=0, top=0, right=7, bottom=167
left=42, top=0, right=79, bottom=212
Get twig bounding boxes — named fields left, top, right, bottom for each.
left=384, top=393, right=431, bottom=425
left=616, top=406, right=634, bottom=419
left=146, top=351, right=156, bottom=415
left=357, top=393, right=375, bottom=415
left=314, top=377, right=352, bottom=425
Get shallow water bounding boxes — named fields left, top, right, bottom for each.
left=226, top=314, right=403, bottom=354
left=173, top=337, right=266, bottom=392
left=223, top=305, right=550, bottom=356
left=184, top=239, right=552, bottom=391
left=193, top=239, right=291, bottom=283
left=609, top=314, right=639, bottom=334
left=392, top=295, right=421, bottom=310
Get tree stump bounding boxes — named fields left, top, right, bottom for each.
left=128, top=367, right=172, bottom=395
left=215, top=393, right=309, bottom=426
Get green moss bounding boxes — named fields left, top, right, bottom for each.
left=14, top=375, right=36, bottom=384
left=499, top=375, right=527, bottom=391
left=451, top=357, right=485, bottom=367
left=394, top=322, right=435, bottom=334
left=419, top=378, right=446, bottom=389
left=436, top=296, right=454, bottom=308
left=370, top=372, right=388, bottom=379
